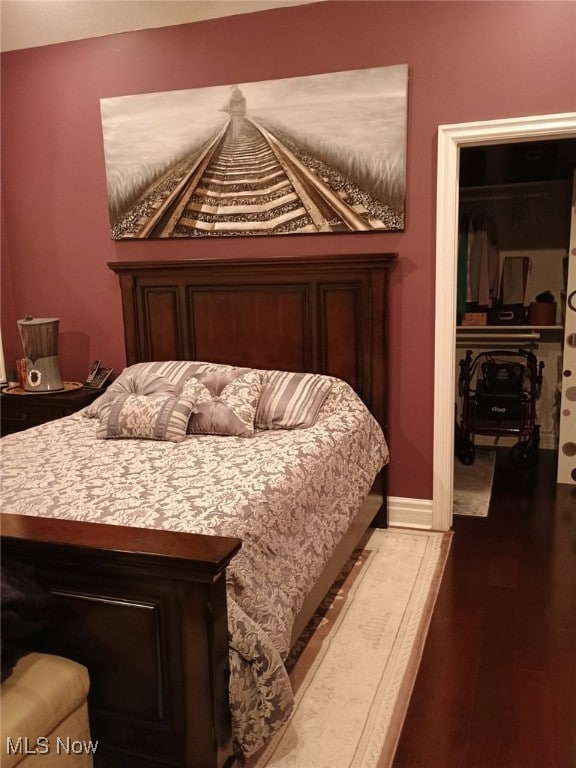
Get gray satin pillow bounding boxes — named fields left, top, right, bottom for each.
left=182, top=369, right=262, bottom=437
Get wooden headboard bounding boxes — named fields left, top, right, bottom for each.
left=108, top=253, right=397, bottom=434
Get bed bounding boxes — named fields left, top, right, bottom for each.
left=1, top=253, right=396, bottom=768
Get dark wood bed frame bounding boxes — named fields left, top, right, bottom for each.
left=1, top=252, right=396, bottom=768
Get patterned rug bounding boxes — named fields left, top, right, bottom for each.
left=453, top=447, right=497, bottom=517
left=247, top=528, right=451, bottom=768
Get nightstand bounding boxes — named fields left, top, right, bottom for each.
left=0, top=385, right=103, bottom=436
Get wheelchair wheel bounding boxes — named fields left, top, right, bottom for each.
left=510, top=438, right=538, bottom=467
left=457, top=439, right=476, bottom=466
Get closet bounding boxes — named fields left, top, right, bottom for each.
left=455, top=138, right=576, bottom=466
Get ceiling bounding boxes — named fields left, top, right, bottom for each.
left=0, top=0, right=321, bottom=52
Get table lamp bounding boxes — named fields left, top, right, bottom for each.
left=17, top=316, right=64, bottom=392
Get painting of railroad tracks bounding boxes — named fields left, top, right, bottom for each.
left=100, top=65, right=408, bottom=238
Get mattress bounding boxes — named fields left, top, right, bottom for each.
left=0, top=371, right=388, bottom=755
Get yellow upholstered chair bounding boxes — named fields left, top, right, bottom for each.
left=1, top=652, right=93, bottom=768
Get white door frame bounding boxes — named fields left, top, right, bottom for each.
left=432, top=112, right=576, bottom=532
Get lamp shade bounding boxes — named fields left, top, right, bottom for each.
left=17, top=316, right=64, bottom=392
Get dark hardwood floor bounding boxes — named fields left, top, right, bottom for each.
left=392, top=448, right=576, bottom=768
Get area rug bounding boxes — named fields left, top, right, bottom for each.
left=453, top=447, right=497, bottom=517
left=247, top=528, right=451, bottom=768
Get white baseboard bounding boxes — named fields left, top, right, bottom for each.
left=388, top=496, right=434, bottom=530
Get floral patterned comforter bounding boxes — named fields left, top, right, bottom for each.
left=0, top=378, right=388, bottom=755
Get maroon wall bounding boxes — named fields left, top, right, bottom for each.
left=1, top=1, right=575, bottom=500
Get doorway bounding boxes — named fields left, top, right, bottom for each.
left=432, top=113, right=576, bottom=532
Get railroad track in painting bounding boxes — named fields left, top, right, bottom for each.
left=120, top=116, right=393, bottom=238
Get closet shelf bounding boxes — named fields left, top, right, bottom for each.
left=459, top=179, right=571, bottom=204
left=456, top=325, right=563, bottom=344
left=457, top=325, right=563, bottom=331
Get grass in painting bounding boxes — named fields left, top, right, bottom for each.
left=261, top=122, right=405, bottom=210
left=105, top=139, right=212, bottom=223
left=102, top=109, right=228, bottom=223
left=253, top=98, right=406, bottom=210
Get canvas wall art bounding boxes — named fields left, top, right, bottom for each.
left=100, top=64, right=408, bottom=239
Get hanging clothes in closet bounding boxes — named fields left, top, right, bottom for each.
left=457, top=213, right=500, bottom=312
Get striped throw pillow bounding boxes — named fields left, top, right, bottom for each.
left=256, top=371, right=333, bottom=430
left=97, top=393, right=193, bottom=442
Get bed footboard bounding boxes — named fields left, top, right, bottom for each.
left=0, top=513, right=241, bottom=768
